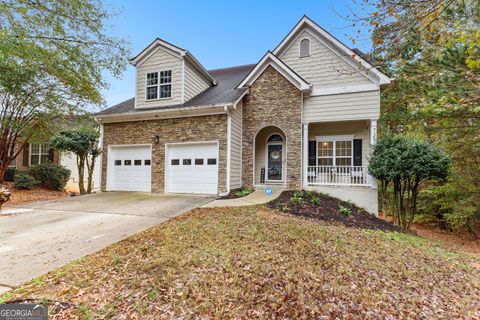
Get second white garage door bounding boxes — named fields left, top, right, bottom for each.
left=167, top=142, right=218, bottom=194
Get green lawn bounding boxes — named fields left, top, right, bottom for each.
left=3, top=206, right=480, bottom=319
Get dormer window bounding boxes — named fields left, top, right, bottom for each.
left=299, top=38, right=310, bottom=58
left=146, top=70, right=172, bottom=100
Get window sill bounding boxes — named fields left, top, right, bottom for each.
left=145, top=97, right=173, bottom=102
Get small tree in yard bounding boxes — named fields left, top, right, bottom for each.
left=51, top=128, right=101, bottom=194
left=369, top=136, right=451, bottom=230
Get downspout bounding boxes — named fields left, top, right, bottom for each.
left=225, top=105, right=231, bottom=195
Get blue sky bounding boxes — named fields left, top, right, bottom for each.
left=101, top=0, right=369, bottom=109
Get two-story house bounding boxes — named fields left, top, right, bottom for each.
left=94, top=16, right=391, bottom=214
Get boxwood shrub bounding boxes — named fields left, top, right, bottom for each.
left=29, top=163, right=71, bottom=191
left=13, top=171, right=37, bottom=189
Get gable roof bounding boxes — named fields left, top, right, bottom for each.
left=95, top=64, right=255, bottom=117
left=273, top=15, right=391, bottom=85
left=129, top=38, right=217, bottom=85
left=237, top=52, right=311, bottom=91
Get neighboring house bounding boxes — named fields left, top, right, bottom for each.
left=9, top=140, right=100, bottom=193
left=94, top=16, right=391, bottom=214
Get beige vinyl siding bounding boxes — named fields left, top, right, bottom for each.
left=229, top=101, right=242, bottom=189
left=61, top=153, right=100, bottom=192
left=279, top=28, right=372, bottom=88
left=303, top=90, right=380, bottom=123
left=308, top=120, right=371, bottom=166
left=136, top=47, right=183, bottom=109
left=184, top=61, right=211, bottom=102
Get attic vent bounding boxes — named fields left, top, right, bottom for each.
left=300, top=38, right=310, bottom=58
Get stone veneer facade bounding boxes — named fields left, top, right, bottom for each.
left=101, top=114, right=228, bottom=193
left=242, top=65, right=303, bottom=189
left=101, top=66, right=304, bottom=193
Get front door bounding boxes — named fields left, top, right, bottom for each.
left=267, top=144, right=283, bottom=181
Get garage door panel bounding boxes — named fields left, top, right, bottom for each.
left=108, top=145, right=151, bottom=192
left=167, top=143, right=218, bottom=194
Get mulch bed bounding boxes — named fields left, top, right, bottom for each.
left=2, top=182, right=69, bottom=208
left=267, top=190, right=402, bottom=232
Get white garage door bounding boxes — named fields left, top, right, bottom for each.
left=108, top=145, right=151, bottom=192
left=167, top=142, right=218, bottom=194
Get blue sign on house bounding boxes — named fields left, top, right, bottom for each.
left=264, top=187, right=273, bottom=196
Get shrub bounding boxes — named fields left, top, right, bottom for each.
left=417, top=177, right=480, bottom=235
left=290, top=191, right=305, bottom=205
left=231, top=187, right=254, bottom=197
left=30, top=162, right=70, bottom=190
left=417, top=182, right=458, bottom=228
left=14, top=171, right=37, bottom=189
left=4, top=168, right=16, bottom=181
left=310, top=195, right=321, bottom=206
left=369, top=136, right=451, bottom=230
left=339, top=206, right=353, bottom=217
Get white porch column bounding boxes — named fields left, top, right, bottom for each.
left=302, top=122, right=309, bottom=188
left=369, top=119, right=378, bottom=189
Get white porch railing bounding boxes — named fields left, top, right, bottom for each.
left=307, top=166, right=370, bottom=186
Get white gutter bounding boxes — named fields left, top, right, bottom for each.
left=95, top=103, right=232, bottom=123
left=225, top=105, right=231, bottom=194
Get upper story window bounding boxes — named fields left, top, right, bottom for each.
left=146, top=70, right=172, bottom=100
left=299, top=38, right=310, bottom=58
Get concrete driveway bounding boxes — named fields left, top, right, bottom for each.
left=0, top=192, right=213, bottom=293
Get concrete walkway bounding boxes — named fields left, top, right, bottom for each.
left=201, top=189, right=281, bottom=208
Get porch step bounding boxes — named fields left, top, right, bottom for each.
left=254, top=184, right=285, bottom=192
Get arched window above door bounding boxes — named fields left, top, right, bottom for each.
left=268, top=134, right=284, bottom=142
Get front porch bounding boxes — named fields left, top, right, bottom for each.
left=250, top=120, right=379, bottom=214
left=302, top=119, right=378, bottom=214
left=302, top=119, right=377, bottom=188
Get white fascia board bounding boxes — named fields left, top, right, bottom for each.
left=237, top=52, right=311, bottom=91
left=129, top=38, right=216, bottom=85
left=183, top=51, right=217, bottom=85
left=130, top=38, right=184, bottom=66
left=273, top=16, right=392, bottom=85
left=232, top=89, right=249, bottom=109
left=95, top=104, right=230, bottom=123
left=310, top=83, right=379, bottom=96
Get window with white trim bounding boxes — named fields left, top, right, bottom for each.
left=300, top=38, right=310, bottom=57
left=317, top=138, right=352, bottom=166
left=146, top=70, right=172, bottom=100
left=30, top=143, right=50, bottom=166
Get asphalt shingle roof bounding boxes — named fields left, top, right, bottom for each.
left=95, top=64, right=255, bottom=116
